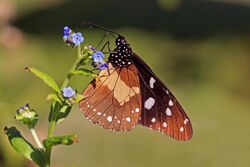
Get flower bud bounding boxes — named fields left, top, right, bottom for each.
left=15, top=104, right=38, bottom=128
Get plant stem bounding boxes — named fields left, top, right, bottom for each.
left=48, top=120, right=56, bottom=137
left=45, top=45, right=82, bottom=166
left=61, top=46, right=82, bottom=88
left=30, top=128, right=44, bottom=149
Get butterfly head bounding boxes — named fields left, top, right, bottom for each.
left=108, top=35, right=133, bottom=67
left=115, top=35, right=127, bottom=46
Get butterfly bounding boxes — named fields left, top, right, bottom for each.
left=79, top=34, right=193, bottom=141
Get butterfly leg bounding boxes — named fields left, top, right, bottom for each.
left=96, top=32, right=109, bottom=49
left=100, top=41, right=111, bottom=52
left=107, top=66, right=111, bottom=75
left=97, top=33, right=116, bottom=53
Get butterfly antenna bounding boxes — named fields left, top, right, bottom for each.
left=81, top=21, right=120, bottom=36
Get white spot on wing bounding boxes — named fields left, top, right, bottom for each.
left=163, top=122, right=167, bottom=127
left=169, top=100, right=173, bottom=106
left=180, top=127, right=184, bottom=132
left=97, top=112, right=101, bottom=115
left=184, top=118, right=189, bottom=124
left=165, top=108, right=172, bottom=116
left=144, top=97, right=155, bottom=110
left=126, top=117, right=131, bottom=122
left=107, top=116, right=112, bottom=122
left=151, top=118, right=156, bottom=122
left=135, top=108, right=140, bottom=112
left=149, top=77, right=156, bottom=88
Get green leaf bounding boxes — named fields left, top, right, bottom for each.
left=4, top=127, right=45, bottom=166
left=43, top=134, right=78, bottom=148
left=70, top=68, right=96, bottom=77
left=56, top=105, right=72, bottom=125
left=47, top=93, right=62, bottom=105
left=25, top=67, right=60, bottom=93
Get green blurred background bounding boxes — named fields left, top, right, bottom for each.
left=1, top=0, right=250, bottom=166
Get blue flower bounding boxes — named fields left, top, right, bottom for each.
left=63, top=26, right=71, bottom=39
left=72, top=32, right=84, bottom=46
left=62, top=87, right=76, bottom=98
left=92, top=51, right=105, bottom=63
left=97, top=62, right=108, bottom=70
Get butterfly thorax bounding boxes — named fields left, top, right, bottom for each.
left=108, top=35, right=133, bottom=67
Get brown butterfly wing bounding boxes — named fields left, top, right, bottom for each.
left=79, top=63, right=141, bottom=131
left=132, top=53, right=193, bottom=141
left=80, top=35, right=193, bottom=141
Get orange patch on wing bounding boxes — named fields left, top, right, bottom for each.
left=79, top=63, right=142, bottom=131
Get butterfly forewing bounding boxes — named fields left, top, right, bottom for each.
left=79, top=63, right=142, bottom=131
left=133, top=54, right=193, bottom=140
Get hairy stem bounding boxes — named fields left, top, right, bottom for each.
left=30, top=128, right=44, bottom=149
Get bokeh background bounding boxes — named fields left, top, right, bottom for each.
left=1, top=0, right=250, bottom=166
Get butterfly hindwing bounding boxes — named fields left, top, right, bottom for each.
left=79, top=63, right=142, bottom=131
left=132, top=54, right=193, bottom=141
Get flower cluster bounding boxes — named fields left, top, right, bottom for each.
left=63, top=26, right=108, bottom=70
left=63, top=26, right=84, bottom=47
left=15, top=104, right=38, bottom=128
left=91, top=50, right=108, bottom=70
